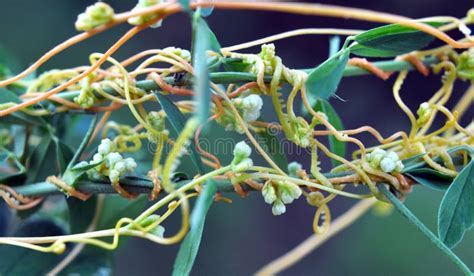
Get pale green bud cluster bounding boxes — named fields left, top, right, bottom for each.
left=28, top=70, right=79, bottom=93
left=74, top=74, right=96, bottom=108
left=75, top=2, right=115, bottom=31
left=262, top=180, right=302, bottom=216
left=416, top=102, right=433, bottom=125
left=290, top=117, right=312, bottom=148
left=145, top=111, right=167, bottom=143
left=87, top=139, right=137, bottom=184
left=216, top=94, right=263, bottom=134
left=288, top=161, right=303, bottom=177
left=259, top=44, right=277, bottom=75
left=163, top=47, right=191, bottom=62
left=456, top=48, right=474, bottom=81
left=231, top=141, right=253, bottom=172
left=0, top=129, right=12, bottom=148
left=366, top=148, right=404, bottom=174
left=128, top=0, right=163, bottom=28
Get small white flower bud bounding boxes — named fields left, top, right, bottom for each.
left=241, top=94, right=263, bottom=122
left=114, top=161, right=127, bottom=173
left=288, top=161, right=302, bottom=176
left=380, top=158, right=396, bottom=173
left=125, top=158, right=137, bottom=171
left=262, top=182, right=277, bottom=204
left=395, top=160, right=404, bottom=172
left=106, top=152, right=123, bottom=167
left=98, top=141, right=112, bottom=155
left=232, top=158, right=253, bottom=172
left=272, top=199, right=286, bottom=216
left=109, top=169, right=120, bottom=183
left=92, top=153, right=103, bottom=163
left=233, top=141, right=252, bottom=163
left=386, top=151, right=399, bottom=162
left=417, top=102, right=432, bottom=125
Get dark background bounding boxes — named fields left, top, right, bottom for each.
left=1, top=0, right=473, bottom=275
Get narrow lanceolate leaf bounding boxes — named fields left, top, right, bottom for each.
left=192, top=16, right=211, bottom=124
left=173, top=180, right=217, bottom=276
left=313, top=99, right=346, bottom=167
left=438, top=148, right=474, bottom=248
left=191, top=16, right=220, bottom=125
left=380, top=185, right=472, bottom=275
left=350, top=22, right=445, bottom=57
left=66, top=115, right=98, bottom=170
left=153, top=92, right=205, bottom=174
left=405, top=168, right=452, bottom=191
left=305, top=48, right=350, bottom=100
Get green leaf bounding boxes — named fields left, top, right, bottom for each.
left=313, top=99, right=345, bottom=167
left=0, top=148, right=26, bottom=185
left=27, top=136, right=56, bottom=183
left=0, top=88, right=44, bottom=126
left=192, top=16, right=211, bottom=124
left=0, top=220, right=65, bottom=274
left=305, top=48, right=350, bottom=100
left=401, top=153, right=427, bottom=172
left=191, top=16, right=220, bottom=125
left=67, top=115, right=98, bottom=170
left=153, top=92, right=205, bottom=174
left=406, top=170, right=452, bottom=191
left=255, top=124, right=288, bottom=171
left=61, top=115, right=100, bottom=186
left=67, top=196, right=98, bottom=234
left=379, top=185, right=472, bottom=275
left=11, top=125, right=27, bottom=159
left=173, top=180, right=217, bottom=276
left=350, top=22, right=445, bottom=57
left=54, top=139, right=74, bottom=173
left=328, top=36, right=341, bottom=57
left=438, top=152, right=474, bottom=248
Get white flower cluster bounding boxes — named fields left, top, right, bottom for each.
left=217, top=94, right=263, bottom=134
left=231, top=141, right=253, bottom=172
left=262, top=180, right=302, bottom=216
left=416, top=102, right=432, bottom=125
left=366, top=148, right=404, bottom=174
left=128, top=0, right=163, bottom=28
left=87, top=139, right=137, bottom=184
left=75, top=2, right=115, bottom=32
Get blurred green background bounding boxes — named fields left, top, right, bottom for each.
left=1, top=0, right=473, bottom=275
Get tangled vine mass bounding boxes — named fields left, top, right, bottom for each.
left=0, top=1, right=473, bottom=275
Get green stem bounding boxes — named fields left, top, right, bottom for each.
left=13, top=171, right=353, bottom=197
left=54, top=56, right=439, bottom=102
left=379, top=185, right=472, bottom=276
